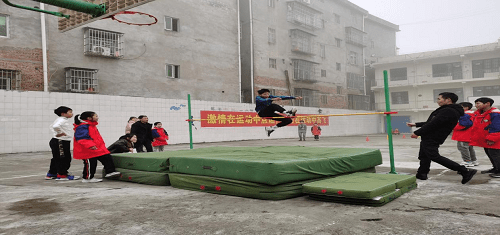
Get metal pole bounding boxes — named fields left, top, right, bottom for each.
left=188, top=94, right=193, bottom=150
left=2, top=0, right=106, bottom=18
left=384, top=70, right=397, bottom=174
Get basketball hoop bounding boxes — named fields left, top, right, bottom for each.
left=105, top=11, right=158, bottom=26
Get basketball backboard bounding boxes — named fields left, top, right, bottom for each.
left=57, top=0, right=155, bottom=32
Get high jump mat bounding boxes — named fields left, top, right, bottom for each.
left=167, top=146, right=382, bottom=185
left=168, top=167, right=376, bottom=200
left=303, top=172, right=417, bottom=206
left=110, top=152, right=170, bottom=172
left=102, top=168, right=170, bottom=186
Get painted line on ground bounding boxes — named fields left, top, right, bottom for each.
left=0, top=174, right=42, bottom=180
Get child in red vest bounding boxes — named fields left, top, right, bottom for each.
left=73, top=111, right=120, bottom=183
left=469, top=97, right=500, bottom=178
left=152, top=122, right=169, bottom=152
left=451, top=102, right=477, bottom=167
left=311, top=123, right=322, bottom=141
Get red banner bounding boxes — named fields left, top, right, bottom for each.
left=200, top=111, right=329, bottom=127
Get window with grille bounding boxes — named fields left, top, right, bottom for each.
left=390, top=67, right=407, bottom=81
left=320, top=44, right=326, bottom=58
left=268, top=28, right=276, bottom=44
left=65, top=68, right=98, bottom=93
left=391, top=91, right=409, bottom=104
left=348, top=51, right=358, bottom=66
left=348, top=94, right=370, bottom=110
left=432, top=62, right=462, bottom=79
left=0, top=14, right=8, bottom=37
left=166, top=64, right=180, bottom=78
left=321, top=95, right=328, bottom=104
left=473, top=85, right=500, bottom=96
left=345, top=27, right=366, bottom=47
left=346, top=72, right=364, bottom=91
left=336, top=63, right=341, bottom=71
left=337, top=86, right=342, bottom=94
left=165, top=16, right=179, bottom=31
left=0, top=69, right=21, bottom=90
left=269, top=58, right=277, bottom=69
left=472, top=58, right=500, bottom=78
left=433, top=88, right=464, bottom=103
left=335, top=38, right=341, bottom=47
left=321, top=69, right=326, bottom=77
left=84, top=28, right=123, bottom=58
left=290, top=29, right=315, bottom=54
left=334, top=13, right=340, bottom=24
left=294, top=88, right=317, bottom=107
left=268, top=0, right=275, bottom=8
left=293, top=59, right=317, bottom=82
left=286, top=2, right=323, bottom=30
left=270, top=89, right=276, bottom=96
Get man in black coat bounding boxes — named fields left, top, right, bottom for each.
left=131, top=115, right=153, bottom=152
left=407, top=92, right=477, bottom=184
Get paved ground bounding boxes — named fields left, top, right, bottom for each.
left=1, top=134, right=499, bottom=235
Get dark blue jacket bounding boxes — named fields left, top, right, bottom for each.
left=255, top=95, right=295, bottom=113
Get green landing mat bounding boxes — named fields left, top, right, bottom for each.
left=102, top=168, right=170, bottom=186
left=110, top=152, right=170, bottom=172
left=308, top=183, right=417, bottom=207
left=168, top=146, right=382, bottom=185
left=302, top=172, right=416, bottom=199
left=168, top=168, right=376, bottom=200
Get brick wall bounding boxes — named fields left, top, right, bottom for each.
left=0, top=47, right=44, bottom=91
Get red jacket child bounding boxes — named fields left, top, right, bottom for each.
left=311, top=124, right=322, bottom=136
left=73, top=121, right=110, bottom=159
left=152, top=124, right=169, bottom=147
left=452, top=110, right=474, bottom=142
left=470, top=107, right=500, bottom=149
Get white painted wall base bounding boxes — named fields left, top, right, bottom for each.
left=0, top=90, right=383, bottom=153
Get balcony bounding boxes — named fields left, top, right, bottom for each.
left=287, top=2, right=323, bottom=30
left=345, top=27, right=366, bottom=47
left=290, top=29, right=315, bottom=55
left=292, top=59, right=319, bottom=83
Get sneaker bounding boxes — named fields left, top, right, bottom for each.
left=267, top=129, right=275, bottom=137
left=104, top=172, right=121, bottom=178
left=460, top=161, right=473, bottom=167
left=415, top=173, right=428, bottom=180
left=55, top=174, right=81, bottom=181
left=489, top=173, right=500, bottom=178
left=481, top=168, right=497, bottom=174
left=471, top=161, right=479, bottom=166
left=286, top=108, right=297, bottom=117
left=460, top=169, right=477, bottom=184
left=82, top=178, right=103, bottom=183
left=45, top=173, right=57, bottom=180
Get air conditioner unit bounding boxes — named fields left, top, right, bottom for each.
left=92, top=46, right=111, bottom=56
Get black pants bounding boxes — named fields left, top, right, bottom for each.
left=48, top=138, right=72, bottom=175
left=314, top=135, right=320, bottom=140
left=417, top=140, right=467, bottom=175
left=484, top=148, right=500, bottom=171
left=258, top=104, right=292, bottom=127
left=135, top=139, right=153, bottom=152
left=82, top=154, right=116, bottom=179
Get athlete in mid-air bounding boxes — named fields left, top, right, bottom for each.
left=255, top=89, right=302, bottom=136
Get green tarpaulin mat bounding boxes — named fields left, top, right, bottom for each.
left=102, top=168, right=170, bottom=186
left=303, top=172, right=416, bottom=199
left=308, top=183, right=417, bottom=207
left=110, top=152, right=170, bottom=172
left=168, top=146, right=382, bottom=185
left=168, top=168, right=376, bottom=200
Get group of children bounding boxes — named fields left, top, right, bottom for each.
left=451, top=98, right=500, bottom=178
left=47, top=107, right=170, bottom=183
left=124, top=116, right=169, bottom=153
left=297, top=120, right=322, bottom=141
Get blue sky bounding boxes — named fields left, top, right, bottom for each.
left=349, top=0, right=500, bottom=54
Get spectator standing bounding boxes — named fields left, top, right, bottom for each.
left=131, top=115, right=153, bottom=152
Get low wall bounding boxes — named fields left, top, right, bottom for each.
left=0, top=90, right=383, bottom=153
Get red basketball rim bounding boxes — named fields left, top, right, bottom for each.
left=105, top=11, right=158, bottom=26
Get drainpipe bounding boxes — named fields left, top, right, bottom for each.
left=249, top=0, right=254, bottom=103
left=40, top=3, right=48, bottom=92
left=362, top=14, right=367, bottom=96
left=237, top=0, right=242, bottom=103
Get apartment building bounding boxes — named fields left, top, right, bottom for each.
left=239, top=0, right=399, bottom=110
left=372, top=40, right=500, bottom=133
left=0, top=0, right=240, bottom=102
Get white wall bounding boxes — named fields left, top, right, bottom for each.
left=0, top=90, right=383, bottom=153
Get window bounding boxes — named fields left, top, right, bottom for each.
left=0, top=14, right=8, bottom=37
left=334, top=13, right=340, bottom=24
left=321, top=95, right=328, bottom=104
left=268, top=28, right=276, bottom=44
left=166, top=64, right=180, bottom=78
left=345, top=27, right=366, bottom=47
left=472, top=58, right=500, bottom=78
left=433, top=88, right=464, bottom=103
left=83, top=28, right=123, bottom=58
left=294, top=88, right=317, bottom=107
left=0, top=69, right=21, bottom=90
left=290, top=29, right=315, bottom=54
left=321, top=69, right=326, bottom=77
left=268, top=0, right=275, bottom=8
left=287, top=2, right=323, bottom=30
left=371, top=40, right=375, bottom=49
left=269, top=58, right=277, bottom=69
left=432, top=62, right=462, bottom=79
left=390, top=67, right=407, bottom=81
left=336, top=63, right=341, bottom=71
left=391, top=91, right=409, bottom=104
left=65, top=67, right=98, bottom=93
left=165, top=16, right=179, bottom=31
left=473, top=85, right=500, bottom=96
left=270, top=89, right=276, bottom=96
left=335, top=38, right=341, bottom=47
left=320, top=44, right=326, bottom=58
left=337, top=86, right=342, bottom=94
left=348, top=94, right=370, bottom=110
left=346, top=72, right=364, bottom=91
left=293, top=59, right=317, bottom=82
left=348, top=51, right=358, bottom=66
